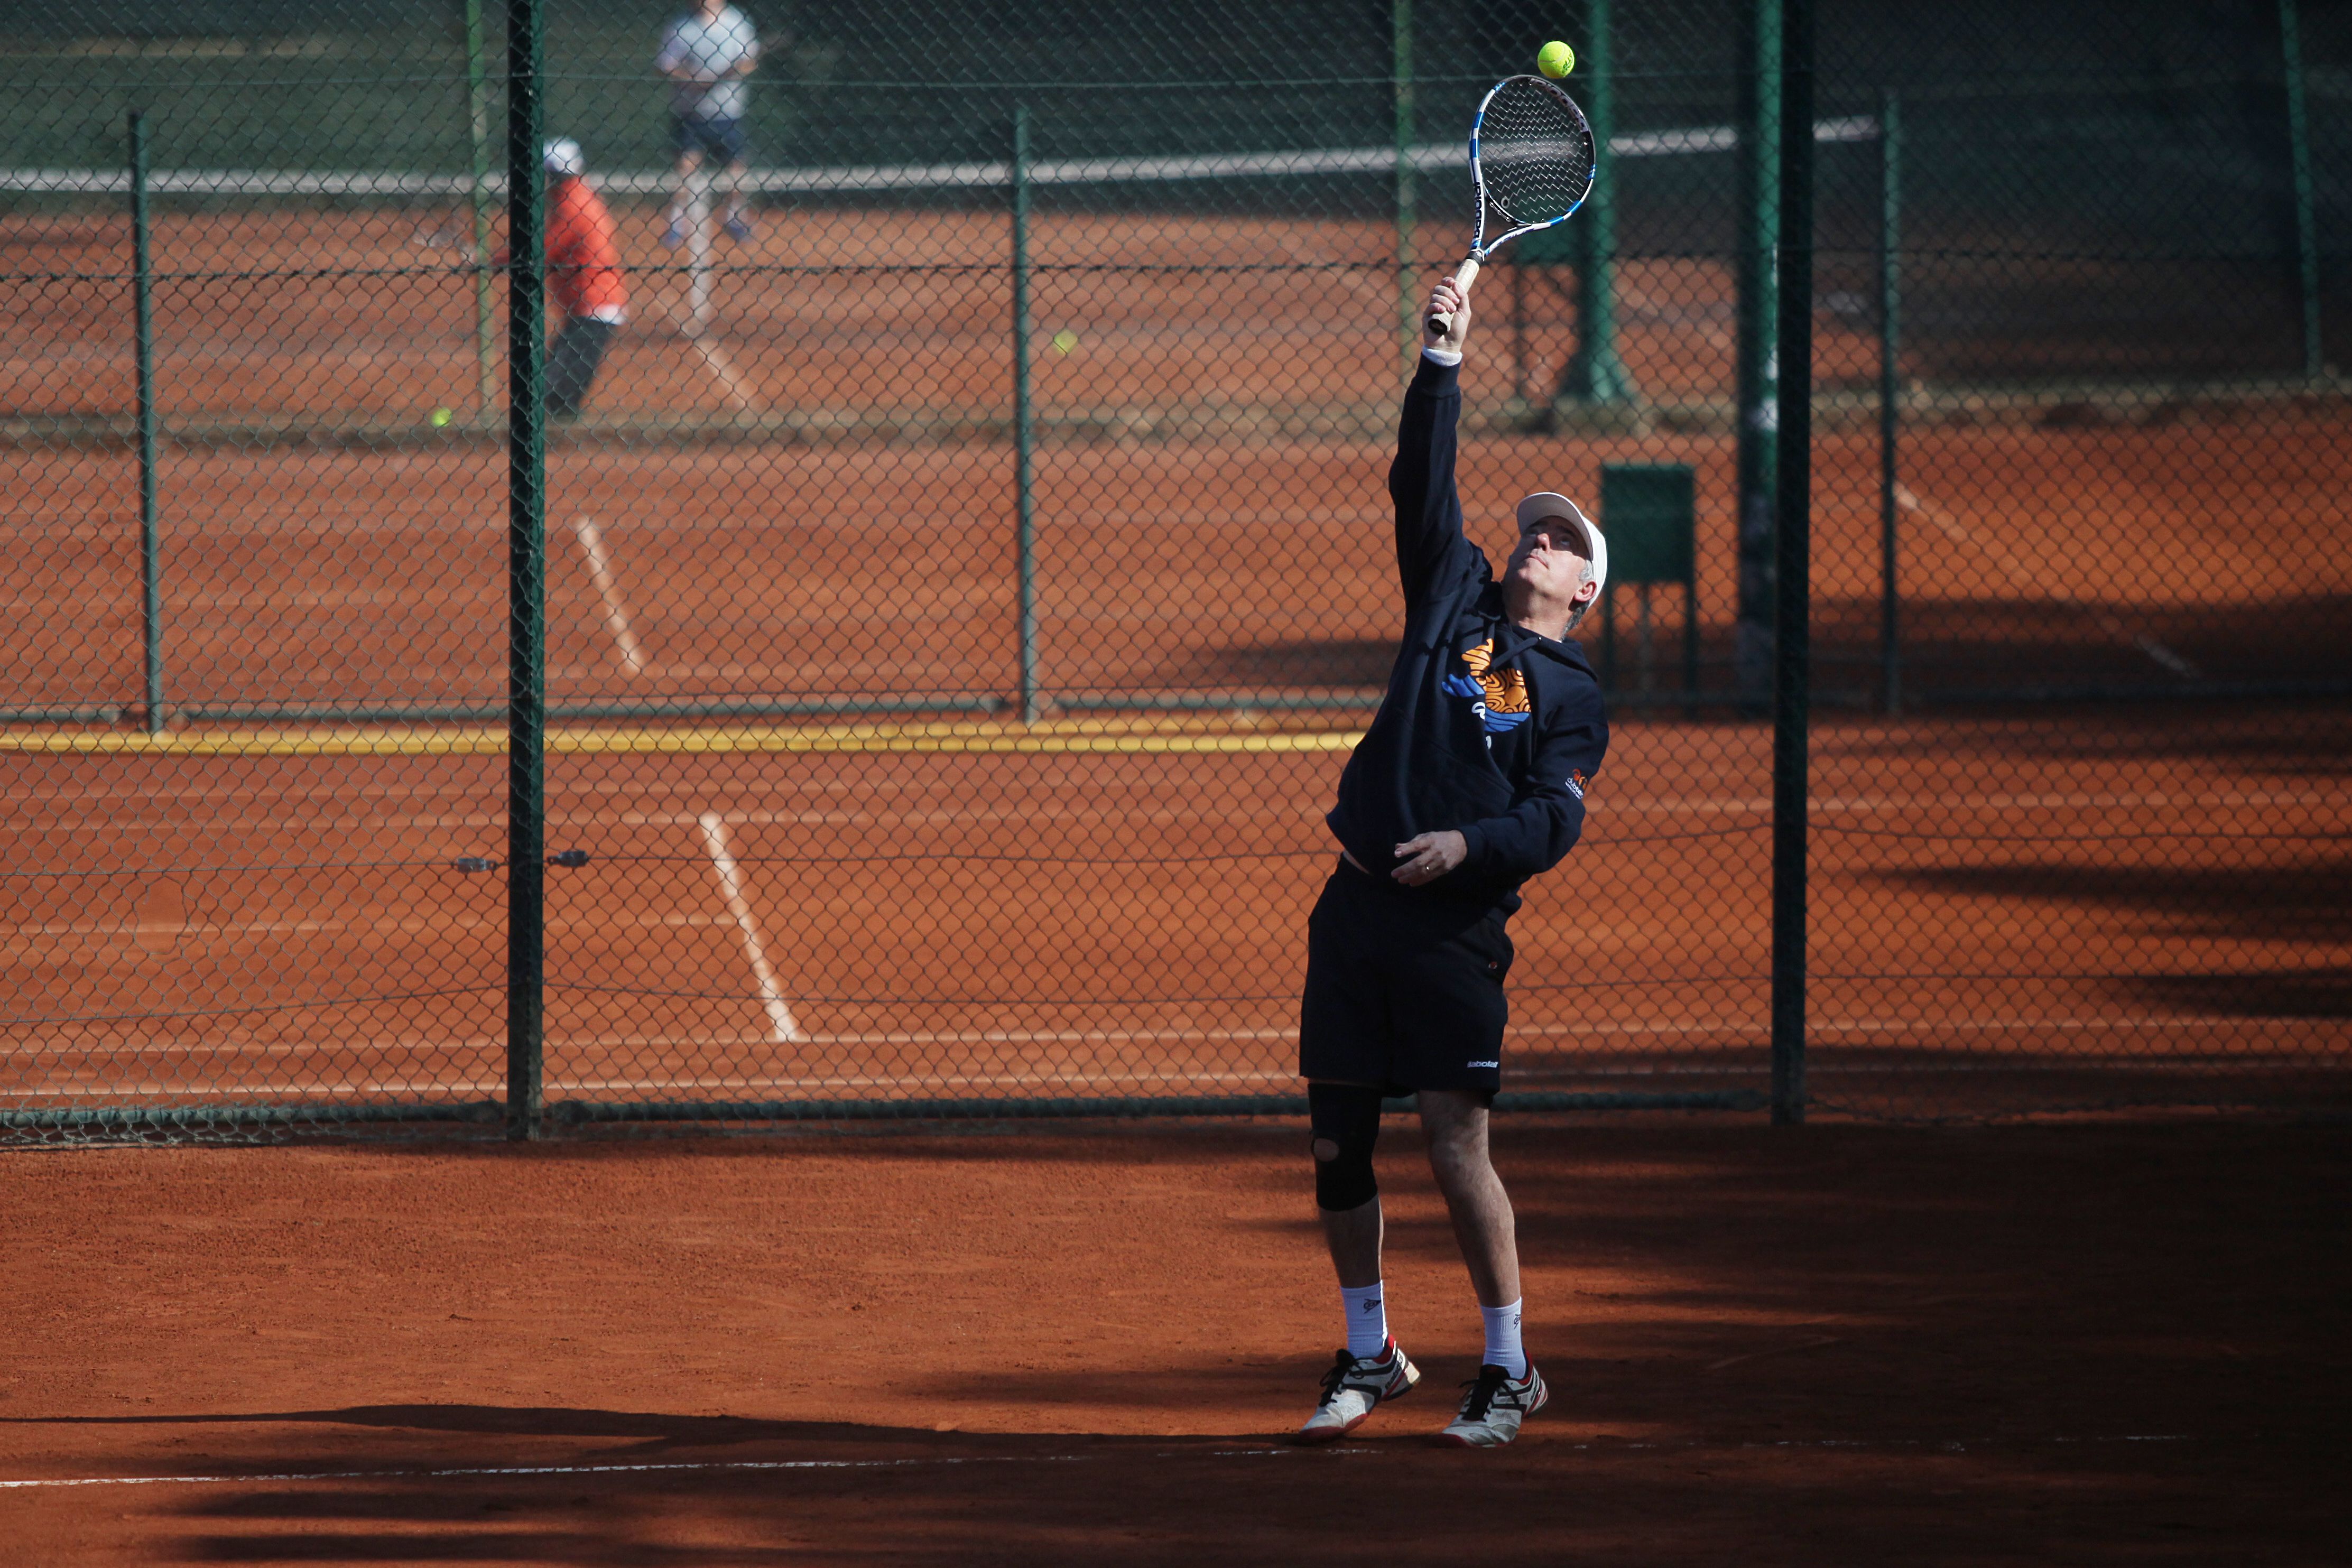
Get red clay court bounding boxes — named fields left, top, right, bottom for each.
left=0, top=1121, right=2343, bottom=1563
left=5, top=16, right=2349, bottom=1558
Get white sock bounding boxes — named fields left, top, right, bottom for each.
left=1480, top=1300, right=1526, bottom=1377
left=1340, top=1281, right=1389, bottom=1359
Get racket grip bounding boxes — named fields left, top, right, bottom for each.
left=1425, top=256, right=1483, bottom=338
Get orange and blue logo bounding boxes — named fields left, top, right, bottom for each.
left=1442, top=638, right=1531, bottom=736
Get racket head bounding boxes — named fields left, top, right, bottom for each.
left=1426, top=75, right=1595, bottom=337
left=1472, top=74, right=1596, bottom=236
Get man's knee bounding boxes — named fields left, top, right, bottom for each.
left=1308, top=1082, right=1383, bottom=1212
left=1419, top=1089, right=1495, bottom=1185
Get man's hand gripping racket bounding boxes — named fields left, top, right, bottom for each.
left=1424, top=73, right=1598, bottom=340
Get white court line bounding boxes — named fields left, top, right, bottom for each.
left=0, top=1429, right=2193, bottom=1492
left=0, top=1454, right=1121, bottom=1491
left=568, top=516, right=647, bottom=675
left=686, top=334, right=763, bottom=413
left=1894, top=484, right=2201, bottom=678
left=697, top=811, right=801, bottom=1044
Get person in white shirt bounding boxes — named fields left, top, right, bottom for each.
left=656, top=0, right=761, bottom=247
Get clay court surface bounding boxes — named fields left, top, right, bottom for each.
left=3, top=191, right=2347, bottom=1562
left=6, top=703, right=2344, bottom=1119
left=5, top=199, right=2347, bottom=1118
left=6, top=207, right=2345, bottom=713
left=1, top=1120, right=2343, bottom=1563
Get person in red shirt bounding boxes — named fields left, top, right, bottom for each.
left=537, top=138, right=627, bottom=418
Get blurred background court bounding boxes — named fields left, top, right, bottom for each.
left=2, top=0, right=2347, bottom=1135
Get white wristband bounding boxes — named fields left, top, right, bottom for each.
left=1421, top=346, right=1463, bottom=367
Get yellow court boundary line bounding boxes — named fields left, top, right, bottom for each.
left=0, top=717, right=1368, bottom=759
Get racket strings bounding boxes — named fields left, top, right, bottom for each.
left=1477, top=78, right=1595, bottom=228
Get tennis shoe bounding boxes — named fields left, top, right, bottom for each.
left=661, top=219, right=686, bottom=249
left=1295, top=1339, right=1420, bottom=1443
left=1440, top=1362, right=1548, bottom=1448
left=723, top=212, right=755, bottom=241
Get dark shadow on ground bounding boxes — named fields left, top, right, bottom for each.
left=1879, top=860, right=2351, bottom=945
left=1874, top=859, right=2351, bottom=1022
left=18, top=1127, right=2346, bottom=1564
left=2136, top=964, right=2352, bottom=1019
left=1812, top=596, right=2351, bottom=699
left=1187, top=597, right=2348, bottom=705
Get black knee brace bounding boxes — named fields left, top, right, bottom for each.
left=1308, top=1082, right=1384, bottom=1211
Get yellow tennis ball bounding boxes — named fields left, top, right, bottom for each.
left=1537, top=40, right=1575, bottom=78
left=430, top=406, right=453, bottom=428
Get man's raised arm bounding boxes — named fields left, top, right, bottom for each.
left=1385, top=276, right=1478, bottom=610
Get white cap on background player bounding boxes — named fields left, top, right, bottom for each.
left=542, top=138, right=585, bottom=179
left=1514, top=491, right=1607, bottom=597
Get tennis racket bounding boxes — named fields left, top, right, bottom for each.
left=1425, top=74, right=1597, bottom=338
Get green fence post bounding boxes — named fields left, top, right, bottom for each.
left=1877, top=90, right=1901, bottom=715
left=1011, top=106, right=1040, bottom=724
left=1734, top=0, right=1782, bottom=710
left=1770, top=0, right=1813, bottom=1127
left=2280, top=0, right=2323, bottom=384
left=467, top=0, right=497, bottom=419
left=128, top=109, right=163, bottom=736
left=1393, top=0, right=1418, bottom=377
left=505, top=0, right=547, bottom=1142
left=1561, top=0, right=1634, bottom=405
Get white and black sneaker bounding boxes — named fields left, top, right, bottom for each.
left=1440, top=1362, right=1548, bottom=1448
left=1295, top=1339, right=1421, bottom=1443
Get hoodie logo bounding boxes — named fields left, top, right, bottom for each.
left=1441, top=638, right=1532, bottom=736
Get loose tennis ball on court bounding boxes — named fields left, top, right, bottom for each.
left=1537, top=40, right=1575, bottom=78
left=430, top=406, right=453, bottom=428
left=1052, top=329, right=1079, bottom=356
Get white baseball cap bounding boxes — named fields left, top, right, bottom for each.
left=542, top=138, right=584, bottom=178
left=1514, top=491, right=1608, bottom=595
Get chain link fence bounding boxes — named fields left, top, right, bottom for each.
left=4, top=0, right=2346, bottom=1139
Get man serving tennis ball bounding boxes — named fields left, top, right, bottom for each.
left=1294, top=275, right=1608, bottom=1448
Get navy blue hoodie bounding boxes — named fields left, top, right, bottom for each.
left=1325, top=352, right=1610, bottom=910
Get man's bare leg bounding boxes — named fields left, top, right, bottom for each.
left=1298, top=1085, right=1419, bottom=1442
left=1317, top=1188, right=1382, bottom=1290
left=1418, top=1088, right=1521, bottom=1307
left=1422, top=1088, right=1544, bottom=1443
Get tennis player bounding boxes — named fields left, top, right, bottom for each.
left=656, top=0, right=761, bottom=248
left=540, top=141, right=627, bottom=419
left=1294, top=274, right=1609, bottom=1449
left=491, top=141, right=627, bottom=419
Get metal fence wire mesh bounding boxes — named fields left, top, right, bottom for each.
left=3, top=0, right=2347, bottom=1140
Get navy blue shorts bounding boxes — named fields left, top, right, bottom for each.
left=673, top=113, right=747, bottom=164
left=1298, top=857, right=1514, bottom=1094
